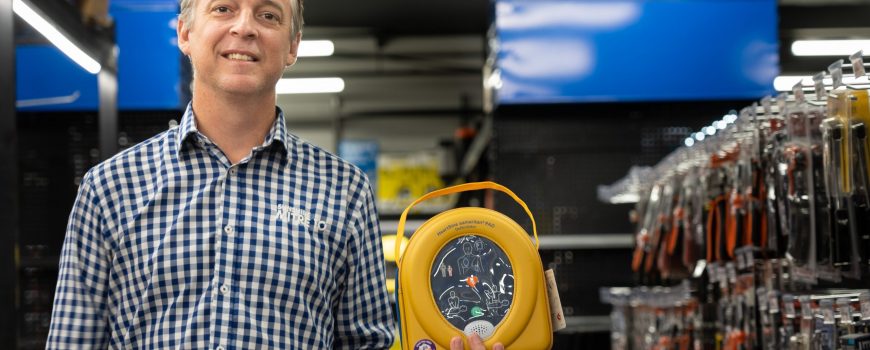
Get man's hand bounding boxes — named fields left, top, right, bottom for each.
left=449, top=333, right=505, bottom=350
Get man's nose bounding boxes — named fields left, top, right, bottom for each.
left=229, top=11, right=258, bottom=38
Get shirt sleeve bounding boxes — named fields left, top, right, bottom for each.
left=46, top=173, right=113, bottom=349
left=333, top=180, right=396, bottom=349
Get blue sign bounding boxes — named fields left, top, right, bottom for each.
left=493, top=0, right=779, bottom=104
left=16, top=46, right=99, bottom=110
left=339, top=140, right=380, bottom=191
left=16, top=0, right=181, bottom=111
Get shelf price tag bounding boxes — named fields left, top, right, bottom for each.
left=837, top=298, right=853, bottom=325
left=813, top=71, right=826, bottom=101
left=860, top=292, right=870, bottom=320
left=744, top=250, right=754, bottom=268
left=851, top=51, right=866, bottom=78
left=777, top=93, right=787, bottom=113
left=718, top=265, right=729, bottom=291
left=793, top=81, right=805, bottom=103
left=757, top=287, right=768, bottom=312
left=820, top=299, right=835, bottom=325
left=783, top=294, right=796, bottom=318
left=799, top=296, right=813, bottom=320
left=828, top=60, right=843, bottom=89
left=768, top=290, right=780, bottom=314
left=707, top=262, right=719, bottom=283
left=726, top=262, right=737, bottom=284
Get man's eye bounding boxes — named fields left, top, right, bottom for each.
left=262, top=12, right=280, bottom=22
left=213, top=6, right=230, bottom=13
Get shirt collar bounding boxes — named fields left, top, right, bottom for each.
left=174, top=102, right=291, bottom=157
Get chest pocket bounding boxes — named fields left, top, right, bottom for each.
left=247, top=211, right=335, bottom=301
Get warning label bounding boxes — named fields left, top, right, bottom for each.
left=436, top=220, right=495, bottom=236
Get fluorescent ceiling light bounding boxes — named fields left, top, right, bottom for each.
left=297, top=40, right=334, bottom=57
left=13, top=0, right=101, bottom=74
left=608, top=193, right=640, bottom=204
left=773, top=76, right=808, bottom=92
left=773, top=75, right=867, bottom=92
left=791, top=39, right=870, bottom=56
left=276, top=78, right=344, bottom=94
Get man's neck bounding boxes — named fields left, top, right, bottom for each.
left=191, top=88, right=277, bottom=165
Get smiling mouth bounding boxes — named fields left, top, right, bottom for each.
left=223, top=53, right=257, bottom=62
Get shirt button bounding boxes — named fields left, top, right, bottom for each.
left=219, top=284, right=229, bottom=295
left=216, top=346, right=225, bottom=350
left=229, top=168, right=238, bottom=175
left=224, top=225, right=233, bottom=234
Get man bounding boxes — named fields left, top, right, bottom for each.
left=46, top=0, right=511, bottom=348
left=46, top=0, right=395, bottom=348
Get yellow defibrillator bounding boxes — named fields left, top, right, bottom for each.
left=394, top=182, right=553, bottom=350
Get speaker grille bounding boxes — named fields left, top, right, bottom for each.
left=464, top=320, right=495, bottom=340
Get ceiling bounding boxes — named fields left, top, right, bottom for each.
left=277, top=0, right=491, bottom=124
left=286, top=0, right=870, bottom=124
left=18, top=0, right=870, bottom=126
left=303, top=0, right=490, bottom=37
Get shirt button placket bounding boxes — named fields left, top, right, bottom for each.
left=218, top=166, right=237, bottom=350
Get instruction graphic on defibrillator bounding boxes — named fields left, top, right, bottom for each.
left=431, top=235, right=514, bottom=333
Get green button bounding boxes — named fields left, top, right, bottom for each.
left=471, top=306, right=484, bottom=317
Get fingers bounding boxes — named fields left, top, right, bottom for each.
left=450, top=333, right=506, bottom=350
left=450, top=336, right=463, bottom=350
left=468, top=333, right=485, bottom=350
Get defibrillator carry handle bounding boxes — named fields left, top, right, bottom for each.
left=394, top=181, right=540, bottom=266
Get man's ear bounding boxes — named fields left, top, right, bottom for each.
left=285, top=32, right=302, bottom=66
left=177, top=18, right=191, bottom=56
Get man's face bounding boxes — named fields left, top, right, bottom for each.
left=177, top=0, right=300, bottom=97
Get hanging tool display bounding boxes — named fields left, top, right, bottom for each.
left=606, top=51, right=870, bottom=350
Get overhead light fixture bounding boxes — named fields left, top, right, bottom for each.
left=773, top=75, right=866, bottom=92
left=791, top=39, right=870, bottom=57
left=608, top=193, right=640, bottom=204
left=276, top=77, right=344, bottom=94
left=297, top=40, right=334, bottom=57
left=773, top=75, right=807, bottom=91
left=13, top=0, right=101, bottom=74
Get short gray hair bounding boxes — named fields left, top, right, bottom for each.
left=179, top=0, right=304, bottom=37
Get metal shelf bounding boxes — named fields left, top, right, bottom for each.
left=379, top=219, right=426, bottom=235
left=561, top=315, right=611, bottom=333
left=538, top=234, right=634, bottom=250
left=381, top=221, right=634, bottom=250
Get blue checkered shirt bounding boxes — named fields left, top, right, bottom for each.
left=46, top=104, right=395, bottom=349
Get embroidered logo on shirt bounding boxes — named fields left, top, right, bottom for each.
left=274, top=204, right=329, bottom=232
left=274, top=204, right=310, bottom=229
